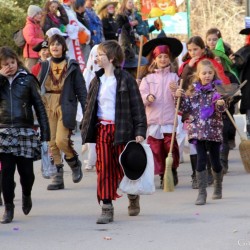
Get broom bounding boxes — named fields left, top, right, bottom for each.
left=224, top=108, right=250, bottom=173
left=164, top=79, right=183, bottom=192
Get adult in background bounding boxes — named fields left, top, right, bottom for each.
left=98, top=1, right=119, bottom=41
left=74, top=0, right=92, bottom=63
left=38, top=34, right=87, bottom=190
left=84, top=0, right=104, bottom=46
left=23, top=5, right=44, bottom=71
left=233, top=26, right=250, bottom=139
left=41, top=0, right=69, bottom=34
left=62, top=0, right=91, bottom=72
left=116, top=0, right=138, bottom=52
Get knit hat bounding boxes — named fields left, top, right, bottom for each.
left=27, top=5, right=42, bottom=18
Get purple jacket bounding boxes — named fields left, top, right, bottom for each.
left=179, top=81, right=225, bottom=143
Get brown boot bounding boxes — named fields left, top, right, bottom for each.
left=128, top=194, right=140, bottom=216
left=212, top=171, right=223, bottom=199
left=96, top=204, right=114, bottom=224
left=195, top=171, right=207, bottom=205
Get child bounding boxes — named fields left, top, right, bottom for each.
left=81, top=40, right=147, bottom=224
left=205, top=28, right=233, bottom=57
left=176, top=59, right=225, bottom=205
left=38, top=34, right=87, bottom=190
left=139, top=37, right=183, bottom=187
left=179, top=35, right=230, bottom=187
left=213, top=38, right=241, bottom=173
left=31, top=40, right=50, bottom=77
left=0, top=46, right=50, bottom=223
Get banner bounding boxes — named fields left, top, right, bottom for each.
left=140, top=0, right=188, bottom=35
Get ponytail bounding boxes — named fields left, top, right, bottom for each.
left=204, top=46, right=215, bottom=59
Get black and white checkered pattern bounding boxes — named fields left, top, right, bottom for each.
left=0, top=128, right=41, bottom=161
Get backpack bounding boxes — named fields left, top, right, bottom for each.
left=13, top=29, right=26, bottom=48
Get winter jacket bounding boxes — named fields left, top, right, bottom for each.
left=116, top=13, right=136, bottom=45
left=179, top=81, right=225, bottom=143
left=38, top=58, right=87, bottom=130
left=81, top=68, right=147, bottom=145
left=0, top=70, right=50, bottom=141
left=139, top=67, right=179, bottom=125
left=23, top=17, right=44, bottom=59
left=234, top=45, right=250, bottom=114
left=42, top=5, right=69, bottom=34
left=84, top=7, right=103, bottom=45
left=102, top=14, right=118, bottom=40
left=179, top=56, right=230, bottom=91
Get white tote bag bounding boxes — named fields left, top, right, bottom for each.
left=119, top=143, right=155, bottom=195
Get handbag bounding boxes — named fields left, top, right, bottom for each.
left=119, top=143, right=155, bottom=195
left=41, top=143, right=57, bottom=179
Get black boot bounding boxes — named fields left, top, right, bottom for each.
left=65, top=156, right=83, bottom=183
left=172, top=169, right=178, bottom=186
left=0, top=171, right=2, bottom=206
left=22, top=195, right=32, bottom=215
left=1, top=204, right=15, bottom=224
left=47, top=164, right=64, bottom=190
left=190, top=155, right=198, bottom=189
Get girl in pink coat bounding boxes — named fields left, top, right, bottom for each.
left=139, top=37, right=183, bottom=188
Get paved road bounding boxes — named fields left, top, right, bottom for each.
left=0, top=115, right=250, bottom=250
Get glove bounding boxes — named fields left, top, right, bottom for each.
left=41, top=141, right=48, bottom=152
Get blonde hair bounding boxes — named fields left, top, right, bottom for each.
left=186, top=59, right=219, bottom=96
left=118, top=0, right=134, bottom=14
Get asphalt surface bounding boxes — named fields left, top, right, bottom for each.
left=0, top=115, right=250, bottom=250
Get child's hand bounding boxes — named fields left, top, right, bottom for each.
left=229, top=54, right=235, bottom=63
left=135, top=136, right=144, bottom=143
left=169, top=82, right=177, bottom=92
left=136, top=79, right=142, bottom=85
left=175, top=89, right=184, bottom=97
left=147, top=94, right=156, bottom=103
left=216, top=99, right=225, bottom=106
left=0, top=66, right=11, bottom=77
left=188, top=56, right=199, bottom=67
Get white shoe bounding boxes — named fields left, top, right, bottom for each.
left=85, top=165, right=95, bottom=170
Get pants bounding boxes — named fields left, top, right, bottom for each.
left=147, top=133, right=180, bottom=175
left=0, top=153, right=34, bottom=205
left=196, top=141, right=222, bottom=173
left=96, top=124, right=124, bottom=203
left=48, top=108, right=75, bottom=165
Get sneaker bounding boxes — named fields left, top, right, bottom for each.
left=85, top=165, right=95, bottom=171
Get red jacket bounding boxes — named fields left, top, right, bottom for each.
left=31, top=62, right=42, bottom=78
left=23, top=17, right=44, bottom=59
left=179, top=56, right=230, bottom=85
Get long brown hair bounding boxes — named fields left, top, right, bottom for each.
left=118, top=0, right=134, bottom=15
left=182, top=36, right=214, bottom=62
left=0, top=46, right=25, bottom=70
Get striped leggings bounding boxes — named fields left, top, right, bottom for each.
left=96, top=124, right=125, bottom=203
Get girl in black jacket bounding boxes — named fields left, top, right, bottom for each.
left=0, top=46, right=50, bottom=224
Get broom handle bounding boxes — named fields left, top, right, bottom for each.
left=224, top=108, right=245, bottom=141
left=136, top=35, right=144, bottom=80
left=169, top=79, right=184, bottom=154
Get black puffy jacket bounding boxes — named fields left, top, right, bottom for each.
left=0, top=70, right=50, bottom=141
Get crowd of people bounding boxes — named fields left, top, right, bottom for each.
left=0, top=0, right=250, bottom=226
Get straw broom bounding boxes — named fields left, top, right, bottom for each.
left=136, top=35, right=144, bottom=81
left=164, top=79, right=183, bottom=192
left=224, top=108, right=250, bottom=173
